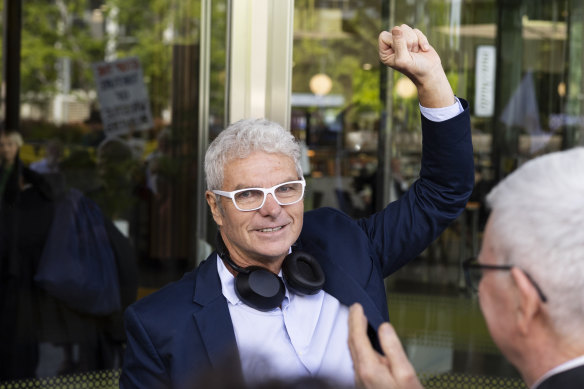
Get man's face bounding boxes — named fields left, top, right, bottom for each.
left=206, top=151, right=304, bottom=269
left=0, top=135, right=19, bottom=164
left=478, top=216, right=520, bottom=360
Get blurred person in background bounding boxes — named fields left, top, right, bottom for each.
left=0, top=129, right=55, bottom=379
left=0, top=131, right=25, bottom=205
left=90, top=137, right=142, bottom=221
left=389, top=157, right=409, bottom=200
left=29, top=139, right=64, bottom=175
left=0, top=130, right=137, bottom=381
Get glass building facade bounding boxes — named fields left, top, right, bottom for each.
left=0, top=0, right=582, bottom=386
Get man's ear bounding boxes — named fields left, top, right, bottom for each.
left=206, top=191, right=224, bottom=227
left=511, top=267, right=542, bottom=335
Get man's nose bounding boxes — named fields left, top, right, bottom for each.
left=258, top=193, right=282, bottom=216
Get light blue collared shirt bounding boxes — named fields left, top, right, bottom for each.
left=217, top=257, right=354, bottom=385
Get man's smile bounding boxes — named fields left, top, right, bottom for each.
left=258, top=226, right=284, bottom=233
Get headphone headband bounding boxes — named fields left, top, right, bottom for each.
left=216, top=232, right=250, bottom=274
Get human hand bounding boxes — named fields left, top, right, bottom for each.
left=378, top=25, right=454, bottom=108
left=348, top=303, right=424, bottom=389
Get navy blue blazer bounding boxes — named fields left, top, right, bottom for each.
left=120, top=100, right=474, bottom=389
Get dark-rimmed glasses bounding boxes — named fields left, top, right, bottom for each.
left=213, top=180, right=306, bottom=211
left=462, top=257, right=548, bottom=303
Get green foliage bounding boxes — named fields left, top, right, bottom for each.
left=292, top=1, right=383, bottom=123
left=352, top=68, right=382, bottom=110
left=21, top=2, right=62, bottom=96
left=108, top=0, right=175, bottom=116
left=21, top=0, right=106, bottom=103
left=20, top=119, right=92, bottom=144
left=18, top=0, right=226, bottom=125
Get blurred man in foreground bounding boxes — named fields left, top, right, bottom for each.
left=349, top=147, right=584, bottom=389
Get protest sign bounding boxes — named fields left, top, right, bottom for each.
left=92, top=57, right=154, bottom=136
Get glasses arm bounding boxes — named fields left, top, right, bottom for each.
left=521, top=271, right=548, bottom=303
left=212, top=190, right=235, bottom=199
left=462, top=257, right=547, bottom=303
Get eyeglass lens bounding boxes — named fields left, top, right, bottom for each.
left=234, top=182, right=304, bottom=210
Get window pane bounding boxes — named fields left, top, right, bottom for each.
left=0, top=0, right=226, bottom=381
left=292, top=0, right=384, bottom=218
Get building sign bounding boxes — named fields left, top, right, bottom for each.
left=92, top=57, right=154, bottom=137
left=474, top=46, right=496, bottom=117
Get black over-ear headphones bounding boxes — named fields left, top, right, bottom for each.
left=216, top=232, right=325, bottom=311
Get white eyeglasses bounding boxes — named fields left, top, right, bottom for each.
left=213, top=180, right=306, bottom=211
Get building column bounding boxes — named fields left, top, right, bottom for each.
left=228, top=0, right=294, bottom=128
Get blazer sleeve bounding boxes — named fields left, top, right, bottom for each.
left=119, top=305, right=170, bottom=389
left=359, top=98, right=474, bottom=277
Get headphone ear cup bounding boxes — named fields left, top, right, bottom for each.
left=234, top=266, right=286, bottom=311
left=282, top=252, right=325, bottom=295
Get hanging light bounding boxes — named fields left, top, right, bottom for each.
left=395, top=77, right=417, bottom=99
left=309, top=73, right=333, bottom=96
left=557, top=81, right=566, bottom=97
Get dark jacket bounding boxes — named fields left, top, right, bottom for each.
left=536, top=364, right=584, bottom=389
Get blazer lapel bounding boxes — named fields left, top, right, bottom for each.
left=321, top=258, right=386, bottom=329
left=192, top=254, right=240, bottom=369
left=294, top=241, right=386, bottom=330
left=317, top=252, right=387, bottom=352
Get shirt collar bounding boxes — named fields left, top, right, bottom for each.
left=531, top=354, right=584, bottom=389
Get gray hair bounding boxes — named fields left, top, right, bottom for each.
left=204, top=118, right=303, bottom=190
left=2, top=131, right=24, bottom=148
left=486, top=147, right=584, bottom=337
